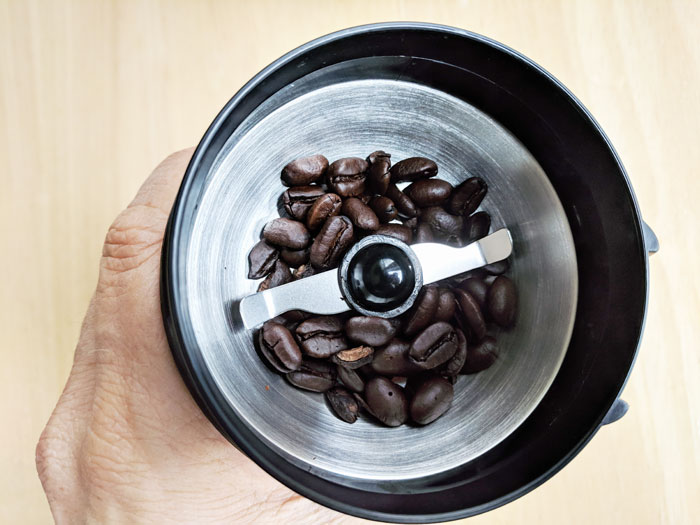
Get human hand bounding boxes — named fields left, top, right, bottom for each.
left=36, top=149, right=360, bottom=524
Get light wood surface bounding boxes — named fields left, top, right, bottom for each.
left=2, top=1, right=699, bottom=523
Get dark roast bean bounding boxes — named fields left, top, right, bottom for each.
left=403, top=216, right=419, bottom=229
left=364, top=377, right=408, bottom=427
left=389, top=157, right=438, bottom=183
left=247, top=240, right=278, bottom=279
left=440, top=328, right=467, bottom=379
left=331, top=345, right=374, bottom=369
left=325, top=387, right=360, bottom=423
left=409, top=375, right=453, bottom=425
left=262, top=218, right=310, bottom=249
left=310, top=215, right=354, bottom=270
left=366, top=150, right=392, bottom=195
left=448, top=177, right=488, bottom=216
left=369, top=196, right=398, bottom=223
left=453, top=288, right=487, bottom=341
left=414, top=222, right=434, bottom=243
left=282, top=185, right=325, bottom=220
left=462, top=211, right=491, bottom=244
left=409, top=322, right=458, bottom=370
left=257, top=260, right=292, bottom=291
left=375, top=224, right=413, bottom=244
left=370, top=339, right=423, bottom=376
left=458, top=277, right=489, bottom=310
left=385, top=183, right=418, bottom=218
left=258, top=321, right=302, bottom=373
left=279, top=246, right=309, bottom=267
left=281, top=154, right=329, bottom=186
left=341, top=198, right=380, bottom=231
left=404, top=179, right=452, bottom=207
left=306, top=193, right=342, bottom=231
left=327, top=157, right=367, bottom=197
left=345, top=316, right=399, bottom=347
left=421, top=206, right=463, bottom=245
left=462, top=336, right=498, bottom=373
left=487, top=275, right=518, bottom=327
left=286, top=359, right=336, bottom=392
left=337, top=365, right=365, bottom=393
left=293, top=264, right=316, bottom=280
left=295, top=316, right=348, bottom=358
left=403, top=286, right=439, bottom=336
left=483, top=258, right=510, bottom=275
left=434, top=288, right=456, bottom=322
left=274, top=309, right=312, bottom=329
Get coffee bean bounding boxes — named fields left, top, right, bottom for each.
left=257, top=260, right=292, bottom=291
left=258, top=321, right=303, bottom=373
left=434, top=288, right=456, bottom=322
left=385, top=183, right=418, bottom=218
left=282, top=185, right=325, bottom=220
left=462, top=211, right=491, bottom=244
left=369, top=196, right=398, bottom=223
left=458, top=277, right=489, bottom=310
left=448, top=177, right=488, bottom=216
left=483, top=258, right=510, bottom=275
left=440, top=328, right=467, bottom=379
left=403, top=286, right=439, bottom=336
left=487, top=275, right=517, bottom=327
left=273, top=309, right=312, bottom=329
left=462, top=336, right=498, bottom=373
left=327, top=157, right=367, bottom=197
left=345, top=316, right=399, bottom=347
left=371, top=339, right=423, bottom=376
left=306, top=193, right=342, bottom=231
left=279, top=246, right=309, bottom=267
left=293, top=264, right=316, bottom=280
left=454, top=288, right=487, bottom=341
left=286, top=359, right=336, bottom=392
left=281, top=154, right=329, bottom=186
left=390, top=157, right=438, bottom=183
left=414, top=222, right=434, bottom=243
left=341, top=198, right=380, bottom=231
left=326, top=387, right=360, bottom=423
left=375, top=223, right=413, bottom=244
left=403, top=216, right=419, bottom=229
left=310, top=215, right=354, bottom=270
left=409, top=375, right=453, bottom=425
left=409, top=322, right=458, bottom=370
left=364, top=377, right=408, bottom=427
left=420, top=206, right=463, bottom=245
left=337, top=365, right=365, bottom=393
left=366, top=150, right=392, bottom=195
left=331, top=345, right=374, bottom=369
left=247, top=240, right=278, bottom=279
left=404, top=179, right=452, bottom=207
left=262, top=218, right=310, bottom=249
left=295, top=316, right=348, bottom=358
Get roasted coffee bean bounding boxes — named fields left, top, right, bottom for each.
left=281, top=154, right=329, bottom=186
left=414, top=222, right=434, bottom=243
left=262, top=218, right=310, bottom=249
left=409, top=375, right=453, bottom=425
left=409, top=322, right=458, bottom=370
left=258, top=321, right=303, bottom=373
left=458, top=277, right=489, bottom=310
left=421, top=206, right=463, bottom=244
left=327, top=157, right=367, bottom=197
left=385, top=183, right=418, bottom=218
left=403, top=286, right=439, bottom=336
left=331, top=345, right=374, bottom=369
left=306, top=193, right=342, bottom=231
left=310, top=215, right=354, bottom=270
left=364, top=377, right=408, bottom=427
left=403, top=216, right=419, bottom=229
left=462, top=336, right=498, bottom=373
left=295, top=316, right=348, bottom=358
left=337, top=365, right=365, bottom=393
left=279, top=246, right=309, bottom=267
left=375, top=224, right=413, bottom=244
left=325, top=387, right=360, bottom=423
left=390, top=157, right=438, bottom=183
left=483, top=258, right=510, bottom=275
left=366, top=150, right=392, bottom=195
left=440, top=328, right=467, bottom=379
left=274, top=309, right=312, bottom=329
left=448, top=177, right=488, bottom=216
left=293, top=264, right=316, bottom=280
left=257, top=260, right=292, bottom=291
left=247, top=240, right=278, bottom=279
left=462, top=211, right=491, bottom=244
left=369, top=196, right=398, bottom=223
left=341, top=198, right=380, bottom=231
left=434, top=288, right=456, bottom=322
left=371, top=339, right=423, bottom=376
left=404, top=179, right=452, bottom=207
left=286, top=359, right=336, bottom=392
left=454, top=288, right=487, bottom=341
left=282, top=185, right=325, bottom=220
left=345, top=316, right=399, bottom=347
left=487, top=275, right=518, bottom=327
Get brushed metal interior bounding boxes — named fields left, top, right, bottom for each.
left=185, top=78, right=578, bottom=484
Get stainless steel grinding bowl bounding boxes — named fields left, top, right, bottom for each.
left=162, top=23, right=656, bottom=522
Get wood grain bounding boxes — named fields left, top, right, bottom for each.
left=1, top=1, right=698, bottom=523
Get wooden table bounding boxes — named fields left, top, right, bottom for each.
left=2, top=1, right=698, bottom=523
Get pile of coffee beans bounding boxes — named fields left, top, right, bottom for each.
left=247, top=152, right=517, bottom=427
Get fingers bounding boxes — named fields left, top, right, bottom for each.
left=129, top=147, right=195, bottom=215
